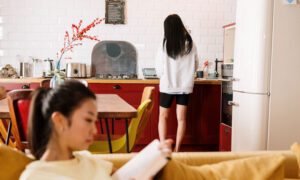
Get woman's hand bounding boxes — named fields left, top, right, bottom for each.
left=158, top=139, right=173, bottom=156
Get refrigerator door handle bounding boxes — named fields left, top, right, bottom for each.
left=228, top=101, right=239, bottom=106
left=231, top=77, right=240, bottom=81
left=233, top=90, right=270, bottom=96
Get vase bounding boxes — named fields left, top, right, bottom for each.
left=50, top=61, right=65, bottom=88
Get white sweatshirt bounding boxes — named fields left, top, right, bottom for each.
left=155, top=43, right=200, bottom=93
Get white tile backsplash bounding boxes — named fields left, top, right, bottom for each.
left=0, top=0, right=236, bottom=78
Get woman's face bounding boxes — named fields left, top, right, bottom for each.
left=63, top=98, right=98, bottom=151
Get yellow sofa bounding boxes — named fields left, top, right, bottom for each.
left=98, top=151, right=299, bottom=180
left=0, top=143, right=299, bottom=180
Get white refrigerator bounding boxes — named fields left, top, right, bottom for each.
left=231, top=0, right=300, bottom=151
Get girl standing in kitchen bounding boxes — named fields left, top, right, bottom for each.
left=156, top=14, right=200, bottom=152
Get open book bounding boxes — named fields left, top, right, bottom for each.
left=112, top=139, right=170, bottom=180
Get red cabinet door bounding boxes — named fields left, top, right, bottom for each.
left=199, top=84, right=221, bottom=145
left=151, top=84, right=221, bottom=147
left=153, top=86, right=203, bottom=144
left=219, top=123, right=231, bottom=151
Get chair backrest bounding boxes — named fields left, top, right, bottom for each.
left=135, top=86, right=155, bottom=143
left=7, top=89, right=33, bottom=151
left=77, top=79, right=88, bottom=87
left=40, top=79, right=88, bottom=87
left=119, top=99, right=151, bottom=152
left=0, top=86, right=13, bottom=146
left=40, top=79, right=50, bottom=87
left=88, top=100, right=152, bottom=153
left=0, top=86, right=6, bottom=100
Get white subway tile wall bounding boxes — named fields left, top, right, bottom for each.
left=0, top=0, right=236, bottom=77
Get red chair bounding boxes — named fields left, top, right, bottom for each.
left=6, top=89, right=33, bottom=151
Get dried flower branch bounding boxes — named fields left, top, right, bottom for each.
left=56, top=18, right=105, bottom=65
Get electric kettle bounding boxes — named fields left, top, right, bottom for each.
left=44, top=58, right=54, bottom=77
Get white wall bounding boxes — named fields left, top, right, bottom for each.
left=0, top=0, right=236, bottom=77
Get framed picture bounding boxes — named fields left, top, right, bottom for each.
left=105, top=0, right=125, bottom=24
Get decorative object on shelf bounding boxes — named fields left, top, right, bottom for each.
left=50, top=61, right=65, bottom=88
left=202, top=60, right=209, bottom=78
left=105, top=0, right=125, bottom=24
left=50, top=17, right=105, bottom=88
left=0, top=64, right=18, bottom=79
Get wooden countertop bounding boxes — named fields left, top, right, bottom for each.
left=0, top=78, right=224, bottom=85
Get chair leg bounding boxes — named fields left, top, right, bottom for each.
left=5, top=119, right=12, bottom=145
left=105, top=118, right=112, bottom=153
left=125, top=118, right=129, bottom=153
left=99, top=119, right=104, bottom=134
left=111, top=118, right=114, bottom=135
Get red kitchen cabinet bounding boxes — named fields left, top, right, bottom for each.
left=219, top=123, right=231, bottom=151
left=89, top=83, right=221, bottom=151
left=0, top=83, right=40, bottom=91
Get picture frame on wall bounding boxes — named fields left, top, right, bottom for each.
left=105, top=0, right=125, bottom=24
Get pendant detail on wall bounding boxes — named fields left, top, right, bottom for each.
left=105, top=0, right=126, bottom=24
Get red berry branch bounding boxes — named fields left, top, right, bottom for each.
left=56, top=18, right=105, bottom=62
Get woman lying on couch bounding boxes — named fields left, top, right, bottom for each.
left=20, top=80, right=172, bottom=180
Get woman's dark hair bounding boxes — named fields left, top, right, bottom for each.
left=163, top=14, right=193, bottom=59
left=27, top=80, right=96, bottom=160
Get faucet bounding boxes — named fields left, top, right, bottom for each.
left=214, top=58, right=223, bottom=77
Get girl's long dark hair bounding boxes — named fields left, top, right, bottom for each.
left=163, top=14, right=193, bottom=59
left=27, top=80, right=96, bottom=160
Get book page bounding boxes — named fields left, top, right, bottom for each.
left=112, top=139, right=170, bottom=180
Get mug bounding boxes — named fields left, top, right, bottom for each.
left=196, top=71, right=204, bottom=78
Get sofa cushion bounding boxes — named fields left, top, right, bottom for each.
left=156, top=154, right=285, bottom=180
left=0, top=144, right=33, bottom=180
left=172, top=151, right=299, bottom=178
left=291, top=143, right=300, bottom=178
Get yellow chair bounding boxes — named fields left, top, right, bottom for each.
left=135, top=86, right=155, bottom=145
left=88, top=99, right=151, bottom=153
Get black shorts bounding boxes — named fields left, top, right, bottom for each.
left=159, top=92, right=190, bottom=108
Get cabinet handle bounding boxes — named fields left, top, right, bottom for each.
left=231, top=77, right=240, bottom=81
left=228, top=101, right=239, bottom=106
left=22, top=85, right=30, bottom=89
left=113, top=85, right=121, bottom=89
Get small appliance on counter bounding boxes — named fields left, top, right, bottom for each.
left=20, top=62, right=32, bottom=78
left=44, top=58, right=54, bottom=77
left=91, top=41, right=137, bottom=79
left=66, top=63, right=87, bottom=78
left=221, top=64, right=233, bottom=79
left=142, top=68, right=158, bottom=79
